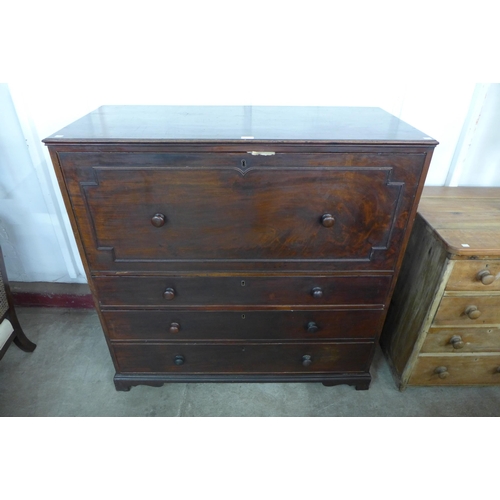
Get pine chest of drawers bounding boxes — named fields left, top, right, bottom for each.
left=44, top=106, right=437, bottom=391
left=381, top=187, right=500, bottom=389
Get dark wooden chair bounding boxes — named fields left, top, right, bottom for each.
left=0, top=245, right=36, bottom=361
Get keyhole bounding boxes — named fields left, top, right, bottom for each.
left=241, top=280, right=246, bottom=286
left=241, top=160, right=246, bottom=168
left=241, top=314, right=246, bottom=319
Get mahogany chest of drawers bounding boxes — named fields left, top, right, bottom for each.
left=381, top=187, right=500, bottom=389
left=44, top=106, right=437, bottom=391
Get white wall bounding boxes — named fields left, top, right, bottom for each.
left=0, top=2, right=498, bottom=283
left=454, top=84, right=500, bottom=186
left=0, top=84, right=81, bottom=282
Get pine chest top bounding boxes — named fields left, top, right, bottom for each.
left=419, top=187, right=500, bottom=257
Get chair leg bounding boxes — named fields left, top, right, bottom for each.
left=0, top=245, right=36, bottom=353
left=8, top=311, right=36, bottom=352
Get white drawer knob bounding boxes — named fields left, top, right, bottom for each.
left=434, top=366, right=449, bottom=379
left=449, top=335, right=464, bottom=349
left=465, top=305, right=481, bottom=319
left=477, top=269, right=495, bottom=285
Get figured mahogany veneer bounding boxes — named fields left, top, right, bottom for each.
left=44, top=106, right=437, bottom=391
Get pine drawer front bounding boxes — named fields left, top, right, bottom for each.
left=102, top=309, right=384, bottom=341
left=112, top=342, right=375, bottom=374
left=57, top=152, right=425, bottom=273
left=432, top=296, right=500, bottom=327
left=421, top=327, right=500, bottom=354
left=409, top=355, right=500, bottom=386
left=93, top=275, right=392, bottom=308
left=446, top=260, right=500, bottom=291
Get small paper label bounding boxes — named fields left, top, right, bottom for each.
left=461, top=244, right=470, bottom=248
left=54, top=134, right=64, bottom=138
left=241, top=136, right=254, bottom=139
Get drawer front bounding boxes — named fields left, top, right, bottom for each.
left=58, top=151, right=424, bottom=272
left=433, top=296, right=500, bottom=326
left=409, top=355, right=500, bottom=385
left=421, top=327, right=500, bottom=353
left=94, top=275, right=391, bottom=308
left=446, top=260, right=500, bottom=291
left=103, top=309, right=384, bottom=341
left=112, top=342, right=374, bottom=374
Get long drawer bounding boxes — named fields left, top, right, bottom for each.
left=103, top=309, right=384, bottom=341
left=112, top=342, right=374, bottom=374
left=409, top=355, right=500, bottom=385
left=94, top=275, right=391, bottom=308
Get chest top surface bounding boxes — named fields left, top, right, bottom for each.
left=419, top=186, right=500, bottom=257
left=42, top=105, right=438, bottom=144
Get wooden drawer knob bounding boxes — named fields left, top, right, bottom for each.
left=321, top=214, right=335, bottom=228
left=174, top=355, right=185, bottom=366
left=449, top=335, right=464, bottom=349
left=169, top=322, right=180, bottom=334
left=311, top=287, right=323, bottom=298
left=151, top=213, right=166, bottom=227
left=465, top=305, right=481, bottom=319
left=477, top=269, right=495, bottom=285
left=307, top=321, right=319, bottom=333
left=302, top=355, right=312, bottom=367
left=434, top=366, right=449, bottom=379
left=163, top=287, right=176, bottom=300
left=496, top=367, right=500, bottom=374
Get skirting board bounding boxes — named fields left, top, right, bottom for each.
left=11, top=282, right=93, bottom=308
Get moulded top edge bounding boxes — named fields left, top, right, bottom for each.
left=43, top=138, right=439, bottom=146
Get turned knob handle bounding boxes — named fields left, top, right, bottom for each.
left=434, top=366, right=449, bottom=379
left=169, top=322, right=180, bottom=334
left=302, top=355, right=312, bottom=367
left=321, top=214, right=335, bottom=228
left=311, top=287, right=323, bottom=299
left=151, top=213, right=166, bottom=227
left=449, top=335, right=464, bottom=349
left=307, top=321, right=319, bottom=334
left=163, top=287, right=176, bottom=300
left=495, top=367, right=500, bottom=374
left=174, top=355, right=185, bottom=366
left=465, top=305, right=481, bottom=319
left=477, top=269, right=495, bottom=285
